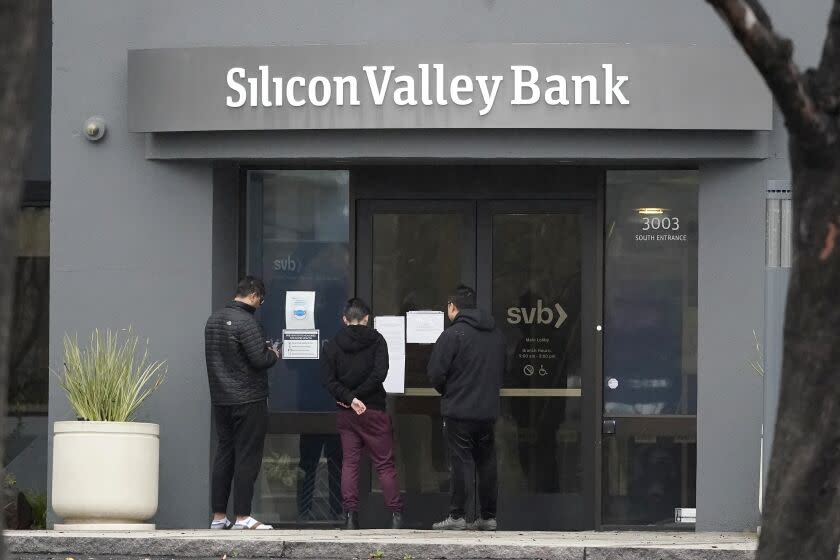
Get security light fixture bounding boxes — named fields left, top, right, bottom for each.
left=636, top=207, right=667, bottom=215
left=83, top=116, right=107, bottom=142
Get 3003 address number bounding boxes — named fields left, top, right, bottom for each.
left=642, top=217, right=680, bottom=231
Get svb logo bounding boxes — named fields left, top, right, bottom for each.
left=507, top=299, right=568, bottom=329
left=273, top=255, right=299, bottom=272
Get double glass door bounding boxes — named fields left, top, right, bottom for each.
left=356, top=198, right=598, bottom=530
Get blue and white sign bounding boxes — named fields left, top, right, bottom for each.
left=285, top=291, right=315, bottom=330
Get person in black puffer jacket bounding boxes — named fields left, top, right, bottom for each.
left=204, top=276, right=279, bottom=531
left=321, top=298, right=404, bottom=530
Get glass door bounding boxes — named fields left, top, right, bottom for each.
left=356, top=197, right=599, bottom=530
left=356, top=200, right=476, bottom=529
left=477, top=200, right=598, bottom=530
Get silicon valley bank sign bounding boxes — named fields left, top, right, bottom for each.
left=127, top=44, right=772, bottom=132
left=225, top=63, right=629, bottom=115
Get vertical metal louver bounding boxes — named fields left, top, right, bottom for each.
left=766, top=180, right=792, bottom=268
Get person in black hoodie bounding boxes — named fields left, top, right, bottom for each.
left=428, top=285, right=506, bottom=531
left=204, top=276, right=280, bottom=530
left=321, top=298, right=404, bottom=530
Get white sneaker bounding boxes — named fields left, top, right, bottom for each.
left=210, top=517, right=232, bottom=530
left=232, top=517, right=274, bottom=530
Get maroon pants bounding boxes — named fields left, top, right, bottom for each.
left=337, top=408, right=404, bottom=512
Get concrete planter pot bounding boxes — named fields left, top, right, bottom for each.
left=51, top=421, right=159, bottom=530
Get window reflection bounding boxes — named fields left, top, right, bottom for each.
left=252, top=433, right=343, bottom=524
left=492, top=213, right=582, bottom=391
left=497, top=398, right=582, bottom=494
left=246, top=170, right=350, bottom=413
left=602, top=435, right=696, bottom=525
left=4, top=207, right=50, bottom=528
left=604, top=171, right=698, bottom=416
left=491, top=213, right=583, bottom=495
left=372, top=398, right=449, bottom=494
left=371, top=213, right=462, bottom=494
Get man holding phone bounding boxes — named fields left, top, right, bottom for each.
left=204, top=276, right=280, bottom=530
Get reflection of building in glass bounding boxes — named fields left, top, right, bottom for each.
left=602, top=170, right=698, bottom=525
left=492, top=214, right=583, bottom=494
left=248, top=171, right=351, bottom=413
left=296, top=434, right=342, bottom=521
left=604, top=171, right=698, bottom=416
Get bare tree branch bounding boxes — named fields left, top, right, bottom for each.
left=815, top=0, right=840, bottom=113
left=706, top=0, right=834, bottom=144
left=742, top=0, right=772, bottom=28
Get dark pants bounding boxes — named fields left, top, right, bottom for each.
left=337, top=408, right=403, bottom=512
left=297, top=434, right=342, bottom=518
left=444, top=417, right=498, bottom=520
left=211, top=400, right=268, bottom=516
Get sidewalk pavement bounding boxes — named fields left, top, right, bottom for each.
left=5, top=529, right=756, bottom=559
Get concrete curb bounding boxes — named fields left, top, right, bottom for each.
left=4, top=531, right=757, bottom=560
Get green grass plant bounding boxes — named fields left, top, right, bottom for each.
left=55, top=329, right=166, bottom=422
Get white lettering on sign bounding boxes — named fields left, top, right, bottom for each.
left=634, top=214, right=687, bottom=243
left=225, top=63, right=629, bottom=115
left=507, top=300, right=568, bottom=329
left=642, top=216, right=680, bottom=231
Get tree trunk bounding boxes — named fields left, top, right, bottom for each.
left=0, top=0, right=44, bottom=551
left=704, top=1, right=840, bottom=558
left=757, top=136, right=840, bottom=560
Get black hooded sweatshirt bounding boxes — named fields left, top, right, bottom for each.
left=427, top=308, right=506, bottom=421
left=321, top=325, right=389, bottom=411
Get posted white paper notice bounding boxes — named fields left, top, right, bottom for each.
left=406, top=310, right=445, bottom=344
left=374, top=316, right=406, bottom=394
left=285, top=291, right=315, bottom=330
left=282, top=329, right=320, bottom=359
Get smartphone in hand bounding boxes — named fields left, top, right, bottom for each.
left=267, top=339, right=281, bottom=358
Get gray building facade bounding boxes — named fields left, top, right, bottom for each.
left=35, top=0, right=830, bottom=531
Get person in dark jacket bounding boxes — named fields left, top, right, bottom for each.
left=321, top=298, right=404, bottom=530
left=205, top=276, right=279, bottom=530
left=428, top=285, right=506, bottom=531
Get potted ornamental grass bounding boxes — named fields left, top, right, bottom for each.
left=51, top=329, right=166, bottom=531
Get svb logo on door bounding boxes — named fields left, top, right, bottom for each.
left=506, top=299, right=568, bottom=329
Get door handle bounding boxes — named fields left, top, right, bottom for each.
left=602, top=418, right=616, bottom=435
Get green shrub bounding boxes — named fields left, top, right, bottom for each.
left=55, top=329, right=166, bottom=422
left=25, top=491, right=47, bottom=529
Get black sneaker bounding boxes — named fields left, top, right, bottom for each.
left=432, top=515, right=467, bottom=530
left=343, top=511, right=359, bottom=530
left=391, top=511, right=404, bottom=529
left=473, top=517, right=497, bottom=531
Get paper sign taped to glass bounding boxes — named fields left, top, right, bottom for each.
left=374, top=315, right=406, bottom=394
left=285, top=291, right=315, bottom=330
left=282, top=329, right=320, bottom=360
left=406, top=310, right=445, bottom=344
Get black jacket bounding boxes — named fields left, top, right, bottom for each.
left=427, top=309, right=506, bottom=420
left=204, top=301, right=278, bottom=406
left=321, top=325, right=389, bottom=411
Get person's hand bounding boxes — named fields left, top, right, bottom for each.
left=351, top=398, right=366, bottom=415
left=337, top=401, right=350, bottom=408
left=270, top=347, right=281, bottom=359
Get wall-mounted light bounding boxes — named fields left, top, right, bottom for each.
left=636, top=207, right=667, bottom=215
left=83, top=116, right=107, bottom=142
